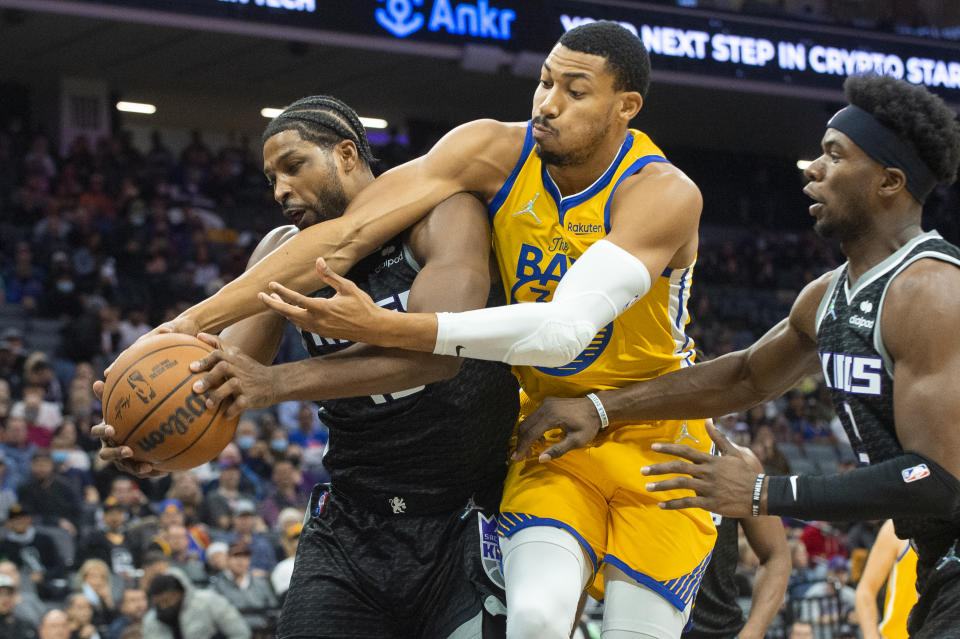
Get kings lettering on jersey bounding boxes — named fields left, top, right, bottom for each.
left=489, top=122, right=697, bottom=402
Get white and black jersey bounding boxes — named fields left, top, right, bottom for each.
left=300, top=235, right=520, bottom=512
left=814, top=230, right=960, bottom=588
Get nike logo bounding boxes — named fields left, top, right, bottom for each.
left=456, top=345, right=465, bottom=356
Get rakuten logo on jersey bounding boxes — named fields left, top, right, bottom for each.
left=820, top=352, right=883, bottom=395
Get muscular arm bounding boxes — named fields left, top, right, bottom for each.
left=174, top=120, right=518, bottom=334
left=738, top=515, right=791, bottom=639
left=600, top=272, right=827, bottom=423
left=261, top=162, right=706, bottom=367
left=194, top=193, right=495, bottom=411
left=217, top=226, right=297, bottom=364
left=885, top=259, right=960, bottom=479
left=855, top=520, right=901, bottom=639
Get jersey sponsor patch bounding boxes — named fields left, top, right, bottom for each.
left=478, top=513, right=504, bottom=589
left=901, top=463, right=931, bottom=483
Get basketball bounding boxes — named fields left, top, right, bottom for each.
left=101, top=333, right=239, bottom=472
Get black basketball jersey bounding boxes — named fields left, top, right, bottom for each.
left=300, top=235, right=519, bottom=509
left=815, top=230, right=960, bottom=586
left=683, top=515, right=744, bottom=639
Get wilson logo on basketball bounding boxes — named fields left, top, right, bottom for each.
left=126, top=370, right=156, bottom=404
left=137, top=393, right=208, bottom=452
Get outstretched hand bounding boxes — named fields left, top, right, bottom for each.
left=642, top=421, right=763, bottom=518
left=513, top=396, right=603, bottom=462
left=258, top=257, right=383, bottom=343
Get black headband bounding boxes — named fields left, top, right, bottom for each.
left=827, top=104, right=936, bottom=203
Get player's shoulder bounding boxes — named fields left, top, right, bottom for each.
left=440, top=119, right=528, bottom=159
left=615, top=159, right=701, bottom=209
left=789, top=268, right=837, bottom=338
left=883, top=255, right=960, bottom=332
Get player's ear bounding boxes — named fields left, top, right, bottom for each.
left=617, top=91, right=643, bottom=122
left=878, top=167, right=907, bottom=200
left=334, top=139, right=360, bottom=173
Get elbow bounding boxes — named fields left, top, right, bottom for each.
left=504, top=319, right=595, bottom=367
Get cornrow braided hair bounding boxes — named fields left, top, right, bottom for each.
left=262, top=95, right=376, bottom=166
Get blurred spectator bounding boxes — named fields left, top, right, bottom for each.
left=0, top=504, right=67, bottom=599
left=76, top=497, right=137, bottom=581
left=786, top=537, right=821, bottom=598
left=270, top=523, right=301, bottom=603
left=0, top=329, right=27, bottom=397
left=16, top=449, right=81, bottom=533
left=210, top=542, right=277, bottom=632
left=213, top=500, right=276, bottom=574
left=2, top=416, right=36, bottom=489
left=10, top=383, right=62, bottom=445
left=0, top=456, right=16, bottom=519
left=106, top=588, right=147, bottom=639
left=22, top=351, right=63, bottom=404
left=143, top=572, right=250, bottom=639
left=199, top=458, right=254, bottom=531
left=259, top=458, right=308, bottom=529
left=65, top=591, right=101, bottom=639
left=4, top=242, right=44, bottom=310
left=164, top=472, right=203, bottom=526
left=803, top=555, right=857, bottom=627
left=74, top=559, right=117, bottom=633
left=0, top=559, right=44, bottom=627
left=750, top=424, right=791, bottom=475
left=158, top=524, right=207, bottom=586
left=116, top=309, right=150, bottom=352
left=799, top=522, right=846, bottom=564
left=0, top=379, right=10, bottom=427
left=39, top=609, right=72, bottom=639
left=0, top=572, right=38, bottom=638
left=137, top=552, right=169, bottom=594
left=204, top=541, right=228, bottom=576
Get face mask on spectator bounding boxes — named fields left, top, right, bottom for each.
left=236, top=436, right=256, bottom=451
left=270, top=440, right=288, bottom=453
left=52, top=450, right=69, bottom=464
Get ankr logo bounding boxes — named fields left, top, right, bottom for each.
left=376, top=0, right=516, bottom=41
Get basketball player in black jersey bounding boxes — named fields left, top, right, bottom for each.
left=682, top=445, right=790, bottom=639
left=94, top=97, right=518, bottom=638
left=515, top=74, right=960, bottom=637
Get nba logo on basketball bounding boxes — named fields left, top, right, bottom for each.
left=126, top=370, right=156, bottom=404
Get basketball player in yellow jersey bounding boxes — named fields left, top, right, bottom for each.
left=856, top=520, right=919, bottom=639
left=99, top=21, right=711, bottom=639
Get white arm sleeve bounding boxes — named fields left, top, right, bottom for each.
left=433, top=239, right=652, bottom=366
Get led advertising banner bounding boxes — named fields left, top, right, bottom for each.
left=46, top=0, right=960, bottom=97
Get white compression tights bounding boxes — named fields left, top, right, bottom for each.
left=500, top=527, right=692, bottom=639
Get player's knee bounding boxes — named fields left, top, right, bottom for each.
left=506, top=598, right=571, bottom=639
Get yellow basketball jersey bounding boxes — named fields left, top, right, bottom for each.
left=879, top=543, right=918, bottom=639
left=489, top=122, right=695, bottom=403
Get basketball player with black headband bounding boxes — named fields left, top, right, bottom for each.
left=515, top=74, right=960, bottom=637
left=96, top=96, right=519, bottom=638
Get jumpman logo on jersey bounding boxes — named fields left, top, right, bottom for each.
left=512, top=193, right=541, bottom=224
left=674, top=421, right=699, bottom=444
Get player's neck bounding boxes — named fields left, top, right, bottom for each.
left=544, top=131, right=628, bottom=197
left=842, top=220, right=924, bottom=286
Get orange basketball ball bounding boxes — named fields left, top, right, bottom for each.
left=102, top=333, right=239, bottom=471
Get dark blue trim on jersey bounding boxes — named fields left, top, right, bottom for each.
left=896, top=543, right=911, bottom=562
left=602, top=154, right=670, bottom=233
left=497, top=512, right=599, bottom=575
left=675, top=267, right=691, bottom=330
left=541, top=132, right=635, bottom=227
left=604, top=551, right=711, bottom=612
left=488, top=123, right=535, bottom=222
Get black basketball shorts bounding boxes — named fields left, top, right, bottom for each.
left=277, top=486, right=506, bottom=639
left=909, top=539, right=960, bottom=638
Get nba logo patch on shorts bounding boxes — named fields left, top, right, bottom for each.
left=478, top=513, right=504, bottom=589
left=902, top=463, right=930, bottom=483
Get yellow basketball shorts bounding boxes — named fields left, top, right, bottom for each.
left=498, top=418, right=717, bottom=608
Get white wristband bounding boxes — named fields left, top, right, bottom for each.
left=586, top=393, right=609, bottom=431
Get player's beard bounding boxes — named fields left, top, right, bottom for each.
left=534, top=115, right=611, bottom=168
